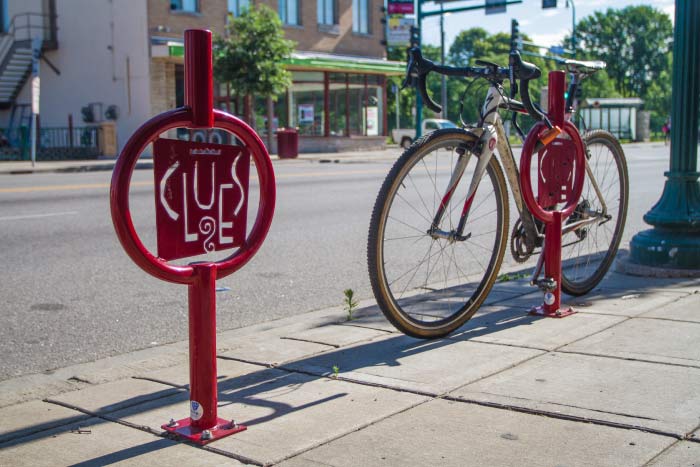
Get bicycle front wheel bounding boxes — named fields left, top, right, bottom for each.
left=561, top=129, right=629, bottom=296
left=368, top=129, right=509, bottom=339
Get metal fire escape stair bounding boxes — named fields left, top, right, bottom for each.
left=0, top=39, right=33, bottom=108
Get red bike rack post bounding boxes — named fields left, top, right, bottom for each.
left=519, top=70, right=586, bottom=317
left=110, top=29, right=276, bottom=444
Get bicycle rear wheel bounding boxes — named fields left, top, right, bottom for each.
left=368, top=129, right=509, bottom=339
left=561, top=129, right=629, bottom=296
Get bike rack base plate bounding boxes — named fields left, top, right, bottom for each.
left=528, top=305, right=576, bottom=318
left=162, top=417, right=247, bottom=445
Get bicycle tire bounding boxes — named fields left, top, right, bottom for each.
left=368, top=129, right=509, bottom=338
left=561, top=129, right=629, bottom=296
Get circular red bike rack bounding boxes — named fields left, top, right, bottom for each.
left=519, top=71, right=586, bottom=317
left=109, top=30, right=275, bottom=444
left=110, top=107, right=276, bottom=285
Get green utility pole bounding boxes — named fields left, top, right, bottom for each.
left=566, top=0, right=576, bottom=57
left=413, top=0, right=523, bottom=138
left=628, top=0, right=700, bottom=271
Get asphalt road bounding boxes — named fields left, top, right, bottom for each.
left=0, top=142, right=672, bottom=380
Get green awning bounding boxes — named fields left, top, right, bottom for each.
left=283, top=55, right=405, bottom=75
left=162, top=44, right=404, bottom=75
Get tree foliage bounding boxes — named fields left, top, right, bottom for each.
left=573, top=5, right=673, bottom=99
left=213, top=5, right=295, bottom=100
left=388, top=5, right=673, bottom=137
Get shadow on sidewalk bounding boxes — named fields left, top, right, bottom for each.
left=2, top=253, right=696, bottom=458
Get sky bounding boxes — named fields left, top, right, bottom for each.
left=420, top=0, right=675, bottom=52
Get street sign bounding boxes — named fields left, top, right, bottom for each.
left=31, top=77, right=40, bottom=114
left=542, top=0, right=557, bottom=8
left=549, top=45, right=565, bottom=55
left=388, top=0, right=414, bottom=15
left=387, top=15, right=414, bottom=46
left=153, top=138, right=251, bottom=261
left=485, top=0, right=507, bottom=15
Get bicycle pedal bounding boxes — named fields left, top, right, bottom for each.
left=535, top=278, right=557, bottom=292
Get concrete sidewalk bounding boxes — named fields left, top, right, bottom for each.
left=1, top=265, right=699, bottom=466
left=0, top=148, right=402, bottom=175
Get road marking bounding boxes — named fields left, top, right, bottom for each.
left=0, top=167, right=399, bottom=194
left=0, top=181, right=152, bottom=194
left=0, top=211, right=79, bottom=221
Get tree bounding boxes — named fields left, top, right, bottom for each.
left=574, top=5, right=672, bottom=98
left=448, top=28, right=489, bottom=66
left=213, top=5, right=295, bottom=148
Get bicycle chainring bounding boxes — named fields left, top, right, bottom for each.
left=510, top=218, right=536, bottom=263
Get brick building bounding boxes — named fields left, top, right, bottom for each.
left=0, top=0, right=403, bottom=155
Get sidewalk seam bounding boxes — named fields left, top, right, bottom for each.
left=42, top=398, right=267, bottom=466
left=556, top=349, right=700, bottom=370
left=442, top=393, right=685, bottom=440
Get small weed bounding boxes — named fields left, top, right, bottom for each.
left=331, top=365, right=340, bottom=379
left=497, top=272, right=528, bottom=283
left=343, top=288, right=359, bottom=321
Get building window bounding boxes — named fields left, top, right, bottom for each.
left=170, top=0, right=199, bottom=13
left=317, top=0, right=337, bottom=25
left=228, top=0, right=249, bottom=16
left=279, top=0, right=301, bottom=26
left=352, top=0, right=370, bottom=34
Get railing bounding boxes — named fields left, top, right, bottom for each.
left=39, top=126, right=101, bottom=150
left=0, top=126, right=102, bottom=160
left=0, top=12, right=58, bottom=58
left=2, top=12, right=57, bottom=42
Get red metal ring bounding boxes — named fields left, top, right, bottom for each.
left=519, top=121, right=586, bottom=223
left=110, top=108, right=276, bottom=285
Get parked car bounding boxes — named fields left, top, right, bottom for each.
left=391, top=119, right=459, bottom=148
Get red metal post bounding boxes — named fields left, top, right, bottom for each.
left=543, top=211, right=563, bottom=314
left=111, top=28, right=275, bottom=444
left=185, top=29, right=214, bottom=128
left=188, top=263, right=219, bottom=430
left=548, top=70, right=566, bottom=128
left=519, top=70, right=586, bottom=319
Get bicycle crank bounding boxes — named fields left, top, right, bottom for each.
left=510, top=217, right=537, bottom=263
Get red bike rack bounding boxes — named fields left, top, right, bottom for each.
left=519, top=71, right=586, bottom=317
left=110, top=30, right=276, bottom=444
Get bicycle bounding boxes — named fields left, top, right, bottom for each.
left=367, top=47, right=628, bottom=339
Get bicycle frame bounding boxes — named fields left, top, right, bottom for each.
left=429, top=82, right=611, bottom=251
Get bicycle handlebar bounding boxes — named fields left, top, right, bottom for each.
left=403, top=47, right=550, bottom=126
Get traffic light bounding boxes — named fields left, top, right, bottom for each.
left=510, top=19, right=520, bottom=51
left=410, top=25, right=421, bottom=48
left=542, top=0, right=557, bottom=8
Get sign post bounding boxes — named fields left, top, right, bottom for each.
left=110, top=29, right=276, bottom=444
left=30, top=37, right=42, bottom=167
left=519, top=71, right=586, bottom=317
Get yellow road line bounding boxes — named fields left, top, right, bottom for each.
left=0, top=168, right=395, bottom=194
left=0, top=181, right=151, bottom=194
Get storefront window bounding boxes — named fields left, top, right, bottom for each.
left=329, top=73, right=347, bottom=136
left=289, top=72, right=324, bottom=136
left=211, top=71, right=385, bottom=139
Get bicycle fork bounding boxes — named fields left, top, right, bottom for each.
left=428, top=125, right=497, bottom=243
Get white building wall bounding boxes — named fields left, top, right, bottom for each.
left=6, top=0, right=151, bottom=152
